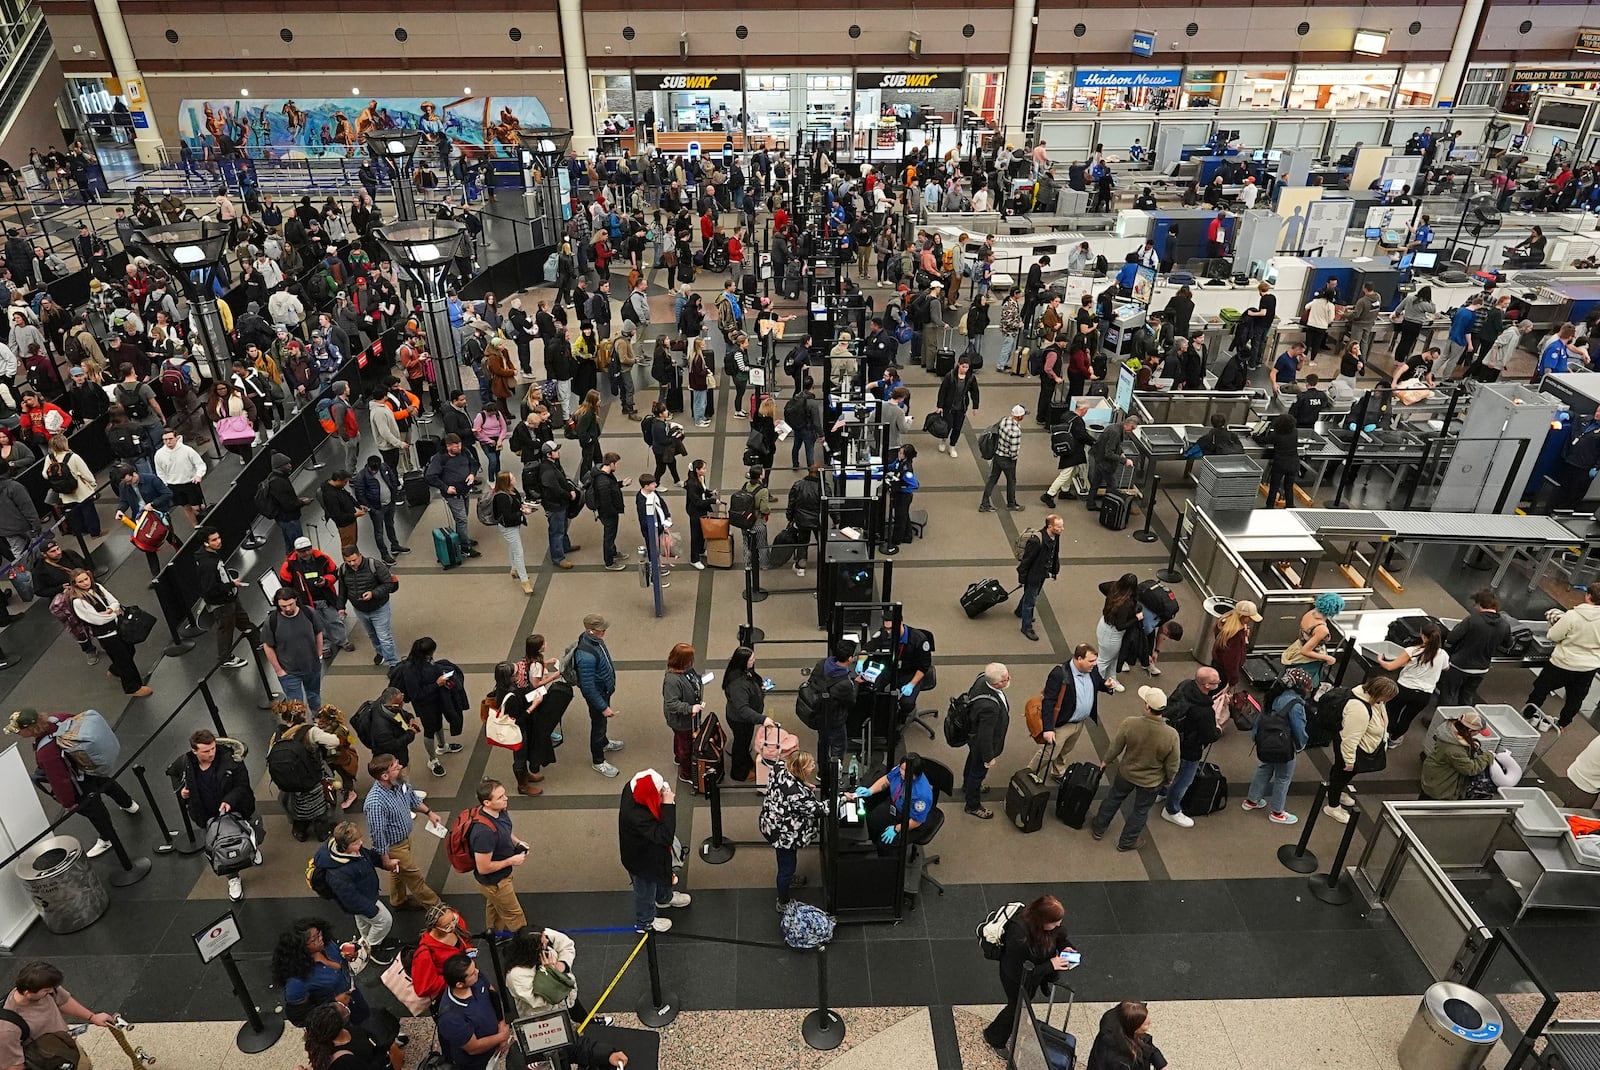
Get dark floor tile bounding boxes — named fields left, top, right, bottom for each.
left=1225, top=877, right=1389, bottom=933
left=1068, top=931, right=1264, bottom=1002
left=980, top=882, right=1119, bottom=936
left=9, top=895, right=176, bottom=958
left=867, top=937, right=936, bottom=1006
left=1105, top=879, right=1246, bottom=935
left=917, top=882, right=991, bottom=940
left=1252, top=928, right=1432, bottom=998
left=523, top=890, right=638, bottom=944
left=654, top=939, right=740, bottom=1011
left=823, top=940, right=874, bottom=1009
left=734, top=943, right=821, bottom=1009
left=930, top=937, right=1001, bottom=1005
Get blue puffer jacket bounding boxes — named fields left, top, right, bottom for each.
left=313, top=841, right=383, bottom=919
left=574, top=633, right=616, bottom=712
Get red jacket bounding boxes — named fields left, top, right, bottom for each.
left=19, top=402, right=70, bottom=441
left=410, top=930, right=475, bottom=1001
left=278, top=549, right=341, bottom=607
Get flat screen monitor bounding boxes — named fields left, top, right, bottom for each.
left=1267, top=150, right=1283, bottom=163
left=1131, top=265, right=1157, bottom=306
left=1364, top=227, right=1382, bottom=239
left=1115, top=365, right=1136, bottom=411
left=1411, top=250, right=1439, bottom=271
left=1251, top=150, right=1266, bottom=163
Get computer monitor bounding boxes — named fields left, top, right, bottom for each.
left=1132, top=265, right=1157, bottom=306
left=1411, top=250, right=1439, bottom=271
left=1115, top=366, right=1136, bottom=411
left=1266, top=150, right=1283, bottom=163
left=1251, top=150, right=1266, bottom=163
left=1364, top=227, right=1382, bottom=240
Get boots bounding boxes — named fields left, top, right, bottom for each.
left=515, top=770, right=543, bottom=797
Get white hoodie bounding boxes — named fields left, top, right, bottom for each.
left=1550, top=602, right=1600, bottom=671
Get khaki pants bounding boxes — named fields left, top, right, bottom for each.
left=385, top=837, right=442, bottom=909
left=1046, top=720, right=1090, bottom=779
left=1047, top=465, right=1088, bottom=499
left=477, top=875, right=528, bottom=935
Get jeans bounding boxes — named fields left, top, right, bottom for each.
left=630, top=873, right=671, bottom=930
left=482, top=445, right=502, bottom=484
left=353, top=902, right=394, bottom=950
left=547, top=508, right=574, bottom=564
left=1095, top=617, right=1126, bottom=682
left=1018, top=582, right=1042, bottom=632
left=277, top=516, right=304, bottom=550
left=602, top=514, right=621, bottom=565
left=355, top=602, right=398, bottom=667
left=1166, top=758, right=1199, bottom=815
left=445, top=495, right=470, bottom=547
left=692, top=389, right=708, bottom=423
left=279, top=663, right=324, bottom=711
left=589, top=704, right=612, bottom=764
left=791, top=429, right=817, bottom=468
left=1247, top=760, right=1295, bottom=814
left=776, top=846, right=798, bottom=903
left=368, top=504, right=400, bottom=558
left=981, top=456, right=1018, bottom=508
left=999, top=332, right=1018, bottom=374
left=499, top=525, right=527, bottom=582
left=962, top=747, right=989, bottom=810
left=1091, top=774, right=1161, bottom=850
left=312, top=602, right=347, bottom=650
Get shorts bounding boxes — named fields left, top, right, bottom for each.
left=170, top=483, right=205, bottom=507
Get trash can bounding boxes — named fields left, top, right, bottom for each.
left=1192, top=596, right=1235, bottom=666
left=1397, top=982, right=1503, bottom=1070
left=18, top=835, right=110, bottom=934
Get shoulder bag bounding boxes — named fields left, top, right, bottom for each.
left=1351, top=708, right=1388, bottom=773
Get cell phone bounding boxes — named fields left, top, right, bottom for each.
left=1061, top=950, right=1082, bottom=968
left=513, top=843, right=529, bottom=855
left=442, top=670, right=456, bottom=679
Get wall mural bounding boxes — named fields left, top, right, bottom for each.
left=175, top=95, right=553, bottom=158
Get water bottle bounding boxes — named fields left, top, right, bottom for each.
left=847, top=756, right=859, bottom=791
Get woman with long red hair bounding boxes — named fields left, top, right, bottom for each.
left=981, top=894, right=1076, bottom=1054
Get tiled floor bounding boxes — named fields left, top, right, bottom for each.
left=8, top=238, right=1600, bottom=1068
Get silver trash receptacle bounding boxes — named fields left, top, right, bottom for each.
left=18, top=835, right=110, bottom=934
left=1397, top=982, right=1503, bottom=1070
left=1192, top=596, right=1235, bottom=665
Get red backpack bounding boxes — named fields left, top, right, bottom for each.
left=445, top=806, right=495, bottom=873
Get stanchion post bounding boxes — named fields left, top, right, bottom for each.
left=220, top=948, right=284, bottom=1053
left=1277, top=780, right=1326, bottom=874
left=250, top=640, right=281, bottom=709
left=102, top=823, right=152, bottom=887
left=699, top=773, right=735, bottom=864
left=130, top=764, right=177, bottom=855
left=198, top=680, right=229, bottom=737
left=1308, top=801, right=1362, bottom=905
left=801, top=944, right=846, bottom=1051
left=1155, top=502, right=1186, bottom=585
left=480, top=927, right=514, bottom=1021
left=634, top=932, right=680, bottom=1027
left=1133, top=474, right=1162, bottom=544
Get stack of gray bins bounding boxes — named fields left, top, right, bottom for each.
left=1477, top=704, right=1541, bottom=767
left=1193, top=456, right=1264, bottom=514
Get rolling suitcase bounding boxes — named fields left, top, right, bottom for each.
left=413, top=434, right=442, bottom=470
left=402, top=470, right=430, bottom=507
left=960, top=578, right=1012, bottom=618
left=1056, top=761, right=1101, bottom=828
left=1098, top=490, right=1132, bottom=531
left=432, top=527, right=463, bottom=569
left=665, top=368, right=686, bottom=416
left=704, top=535, right=734, bottom=569
left=1181, top=760, right=1228, bottom=817
left=1006, top=744, right=1055, bottom=834
left=1242, top=655, right=1278, bottom=690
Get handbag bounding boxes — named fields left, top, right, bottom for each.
left=1280, top=638, right=1314, bottom=665
left=380, top=956, right=431, bottom=1015
left=485, top=705, right=522, bottom=750
left=1024, top=683, right=1068, bottom=744
left=529, top=964, right=577, bottom=1005
left=1352, top=738, right=1388, bottom=774
left=4, top=560, right=33, bottom=603
left=216, top=414, right=255, bottom=445
left=701, top=516, right=730, bottom=541
left=117, top=604, right=158, bottom=644
left=659, top=529, right=677, bottom=559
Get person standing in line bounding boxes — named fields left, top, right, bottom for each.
left=1015, top=513, right=1061, bottom=642
left=436, top=954, right=511, bottom=1070
left=362, top=754, right=445, bottom=910
left=758, top=749, right=825, bottom=911
left=1089, top=686, right=1179, bottom=852
left=469, top=778, right=531, bottom=936
left=194, top=525, right=256, bottom=670
left=1085, top=1002, right=1168, bottom=1070
left=263, top=587, right=325, bottom=711
left=977, top=405, right=1026, bottom=513
left=1038, top=644, right=1115, bottom=781
left=662, top=643, right=705, bottom=786
left=1156, top=666, right=1225, bottom=829
left=337, top=546, right=401, bottom=669
left=1086, top=414, right=1138, bottom=512
left=181, top=728, right=257, bottom=901
left=574, top=614, right=627, bottom=777
left=592, top=453, right=630, bottom=572
left=313, top=821, right=401, bottom=967
left=980, top=895, right=1074, bottom=1055
left=1523, top=587, right=1600, bottom=731
left=318, top=470, right=363, bottom=553
left=618, top=769, right=691, bottom=933
left=723, top=646, right=767, bottom=783
left=67, top=569, right=152, bottom=696
left=154, top=427, right=207, bottom=527
left=426, top=434, right=482, bottom=560
left=1323, top=677, right=1396, bottom=825
left=961, top=664, right=1012, bottom=821
left=278, top=536, right=350, bottom=657
left=1240, top=668, right=1313, bottom=825
left=7, top=707, right=140, bottom=859
left=1439, top=588, right=1511, bottom=707
left=351, top=455, right=407, bottom=565
left=1375, top=623, right=1449, bottom=746
left=1210, top=599, right=1260, bottom=698
left=1436, top=293, right=1482, bottom=380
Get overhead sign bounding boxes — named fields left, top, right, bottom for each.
left=1577, top=30, right=1600, bottom=53
left=1511, top=66, right=1600, bottom=83
left=854, top=71, right=963, bottom=91
left=1131, top=31, right=1156, bottom=57
left=641, top=73, right=742, bottom=92
left=1074, top=69, right=1183, bottom=90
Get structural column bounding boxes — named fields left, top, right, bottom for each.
left=92, top=0, right=165, bottom=164
left=1001, top=0, right=1038, bottom=145
left=557, top=0, right=597, bottom=154
left=1437, top=0, right=1487, bottom=108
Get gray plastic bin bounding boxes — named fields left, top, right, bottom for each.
left=18, top=835, right=110, bottom=934
left=1397, top=982, right=1503, bottom=1070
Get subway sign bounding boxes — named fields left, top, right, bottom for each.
left=643, top=73, right=742, bottom=91
left=855, top=71, right=964, bottom=90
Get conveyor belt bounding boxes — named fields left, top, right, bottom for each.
left=1546, top=1028, right=1600, bottom=1070
left=1373, top=511, right=1579, bottom=543
left=1285, top=509, right=1391, bottom=535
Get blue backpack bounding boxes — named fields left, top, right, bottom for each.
left=780, top=902, right=836, bottom=949
left=892, top=311, right=914, bottom=346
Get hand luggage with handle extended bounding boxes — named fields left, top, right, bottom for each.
left=960, top=578, right=1012, bottom=618
left=1056, top=761, right=1101, bottom=828
left=413, top=434, right=442, bottom=470
left=432, top=527, right=463, bottom=569
left=1097, top=489, right=1132, bottom=531
left=1028, top=979, right=1078, bottom=1070
left=1181, top=759, right=1228, bottom=817
left=402, top=471, right=430, bottom=508
left=1006, top=744, right=1055, bottom=833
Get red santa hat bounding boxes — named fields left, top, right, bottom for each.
left=630, top=769, right=668, bottom=819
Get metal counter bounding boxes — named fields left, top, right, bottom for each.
left=1493, top=808, right=1600, bottom=923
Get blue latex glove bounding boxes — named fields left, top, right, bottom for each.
left=879, top=826, right=897, bottom=845
left=1363, top=424, right=1377, bottom=433
left=899, top=682, right=915, bottom=698
left=1590, top=468, right=1597, bottom=478
left=853, top=786, right=872, bottom=799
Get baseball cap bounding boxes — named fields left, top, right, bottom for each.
left=4, top=708, right=42, bottom=733
left=293, top=536, right=313, bottom=550
left=1234, top=600, right=1264, bottom=622
left=541, top=441, right=560, bottom=455
left=1137, top=686, right=1168, bottom=711
left=1011, top=405, right=1027, bottom=418
left=929, top=281, right=943, bottom=290
left=69, top=366, right=85, bottom=377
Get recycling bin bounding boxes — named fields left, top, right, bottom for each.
left=1397, top=982, right=1503, bottom=1070
left=18, top=835, right=110, bottom=933
left=1192, top=596, right=1235, bottom=665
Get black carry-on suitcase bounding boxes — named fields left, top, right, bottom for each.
left=1056, top=761, right=1102, bottom=829
left=1242, top=655, right=1279, bottom=690
left=1098, top=489, right=1132, bottom=531
left=1181, top=751, right=1229, bottom=817
left=961, top=578, right=1012, bottom=618
left=933, top=325, right=958, bottom=377
left=1006, top=744, right=1055, bottom=834
left=665, top=367, right=686, bottom=416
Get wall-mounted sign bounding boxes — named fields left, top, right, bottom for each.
left=1577, top=30, right=1600, bottom=53
left=130, top=111, right=148, bottom=129
left=1073, top=69, right=1183, bottom=90
left=854, top=71, right=963, bottom=91
left=1353, top=29, right=1389, bottom=56
left=641, top=73, right=742, bottom=92
left=1131, top=31, right=1156, bottom=57
left=1512, top=66, right=1600, bottom=84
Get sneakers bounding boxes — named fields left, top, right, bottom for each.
left=1159, top=808, right=1194, bottom=828
left=660, top=891, right=692, bottom=909
left=429, top=760, right=446, bottom=777
left=978, top=504, right=995, bottom=513
left=228, top=876, right=244, bottom=901
left=593, top=762, right=620, bottom=777
left=948, top=447, right=959, bottom=459
left=1323, top=804, right=1350, bottom=824
left=1146, top=664, right=1163, bottom=677
left=118, top=800, right=140, bottom=815
left=605, top=561, right=628, bottom=571
left=1107, top=679, right=1126, bottom=693
left=1386, top=735, right=1404, bottom=748
left=1339, top=792, right=1356, bottom=807
left=604, top=739, right=626, bottom=753
left=692, top=561, right=706, bottom=570
left=443, top=742, right=464, bottom=754
left=1241, top=799, right=1266, bottom=812
left=1040, top=494, right=1056, bottom=507
left=222, top=656, right=249, bottom=669
left=795, top=564, right=806, bottom=577
left=1269, top=811, right=1300, bottom=825
left=642, top=917, right=671, bottom=933
left=937, top=442, right=947, bottom=453
left=87, top=838, right=113, bottom=858
left=1006, top=503, right=1025, bottom=512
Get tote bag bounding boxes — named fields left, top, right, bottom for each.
left=216, top=414, right=255, bottom=446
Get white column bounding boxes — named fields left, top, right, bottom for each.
left=558, top=0, right=597, bottom=152
left=1002, top=0, right=1038, bottom=143
left=92, top=0, right=164, bottom=164
left=1437, top=0, right=1487, bottom=106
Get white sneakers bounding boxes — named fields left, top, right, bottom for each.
left=429, top=760, right=446, bottom=777
left=86, top=838, right=112, bottom=858
left=948, top=447, right=959, bottom=459
left=228, top=876, right=244, bottom=901
left=937, top=442, right=947, bottom=453
left=118, top=800, right=140, bottom=815
left=661, top=891, right=692, bottom=909
left=1107, top=679, right=1126, bottom=694
left=593, top=762, right=620, bottom=777
left=1324, top=804, right=1351, bottom=824
left=644, top=917, right=672, bottom=932
left=1159, top=809, right=1194, bottom=829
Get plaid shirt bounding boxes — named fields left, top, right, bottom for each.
left=363, top=780, right=422, bottom=854
left=996, top=417, right=1023, bottom=460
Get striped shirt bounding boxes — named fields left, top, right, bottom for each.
left=364, top=781, right=422, bottom=854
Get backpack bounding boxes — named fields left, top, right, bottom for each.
left=205, top=811, right=258, bottom=875
left=943, top=693, right=973, bottom=748
left=1138, top=579, right=1180, bottom=624
left=977, top=423, right=1001, bottom=461
left=977, top=902, right=1024, bottom=961
left=1312, top=688, right=1365, bottom=747
left=582, top=474, right=602, bottom=514
left=445, top=806, right=496, bottom=873
left=728, top=486, right=759, bottom=530
left=892, top=312, right=913, bottom=345
left=349, top=699, right=382, bottom=750
left=44, top=458, right=79, bottom=494
left=779, top=901, right=836, bottom=949
left=559, top=638, right=582, bottom=688
left=1012, top=527, right=1040, bottom=562
left=794, top=671, right=827, bottom=730
left=476, top=491, right=499, bottom=526
left=1093, top=254, right=1109, bottom=277
left=305, top=856, right=335, bottom=899
left=0, top=1008, right=83, bottom=1070
left=157, top=364, right=190, bottom=400
left=115, top=382, right=151, bottom=420
left=783, top=395, right=810, bottom=430
left=254, top=479, right=283, bottom=520
left=266, top=723, right=322, bottom=793
left=51, top=710, right=120, bottom=775
left=1255, top=698, right=1297, bottom=764
left=1027, top=347, right=1048, bottom=377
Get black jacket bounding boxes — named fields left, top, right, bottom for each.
left=965, top=674, right=1009, bottom=765
left=1086, top=1006, right=1168, bottom=1070
left=591, top=469, right=625, bottom=518
left=1040, top=661, right=1110, bottom=730
left=319, top=480, right=360, bottom=527
left=531, top=458, right=576, bottom=511
left=1215, top=354, right=1248, bottom=391
left=722, top=670, right=766, bottom=726
left=936, top=370, right=980, bottom=414
left=351, top=463, right=400, bottom=510
left=1017, top=531, right=1060, bottom=586
left=182, top=751, right=256, bottom=825
left=787, top=476, right=823, bottom=529
left=1164, top=678, right=1224, bottom=760
left=997, top=913, right=1070, bottom=998
left=1446, top=609, right=1511, bottom=672
left=1264, top=426, right=1299, bottom=475
left=1289, top=388, right=1330, bottom=428
left=618, top=786, right=677, bottom=885
left=264, top=469, right=303, bottom=519
left=195, top=548, right=240, bottom=607
left=438, top=404, right=474, bottom=443
left=545, top=337, right=574, bottom=381
left=352, top=699, right=415, bottom=756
